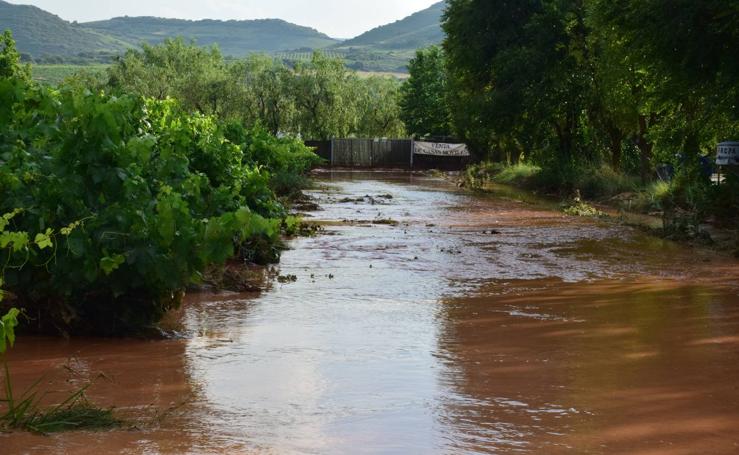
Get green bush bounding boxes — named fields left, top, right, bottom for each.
left=576, top=165, right=640, bottom=199
left=628, top=180, right=671, bottom=213
left=463, top=162, right=541, bottom=189
left=494, top=163, right=542, bottom=186
left=225, top=123, right=321, bottom=198
left=0, top=75, right=301, bottom=335
left=657, top=169, right=739, bottom=235
left=708, top=172, right=739, bottom=227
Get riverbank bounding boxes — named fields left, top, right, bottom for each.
left=452, top=163, right=739, bottom=257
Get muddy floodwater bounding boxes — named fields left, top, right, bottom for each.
left=3, top=172, right=739, bottom=454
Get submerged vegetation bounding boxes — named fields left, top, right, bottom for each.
left=1, top=372, right=120, bottom=434
left=1, top=308, right=118, bottom=433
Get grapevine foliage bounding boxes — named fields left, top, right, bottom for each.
left=0, top=55, right=318, bottom=334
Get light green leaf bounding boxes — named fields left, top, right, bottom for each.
left=0, top=209, right=22, bottom=232
left=0, top=308, right=20, bottom=353
left=0, top=231, right=29, bottom=252
left=34, top=228, right=54, bottom=250
left=100, top=254, right=126, bottom=276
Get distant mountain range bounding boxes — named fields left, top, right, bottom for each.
left=0, top=0, right=446, bottom=72
left=0, top=0, right=130, bottom=58
left=84, top=17, right=338, bottom=56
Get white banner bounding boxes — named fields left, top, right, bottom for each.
left=414, top=141, right=470, bottom=157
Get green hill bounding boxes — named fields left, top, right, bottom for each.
left=1, top=0, right=444, bottom=72
left=319, top=2, right=445, bottom=72
left=0, top=0, right=337, bottom=60
left=278, top=2, right=446, bottom=73
left=336, top=2, right=445, bottom=51
left=0, top=0, right=130, bottom=59
left=84, top=16, right=338, bottom=56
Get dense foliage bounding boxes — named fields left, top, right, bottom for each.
left=440, top=0, right=739, bottom=228
left=107, top=40, right=407, bottom=140
left=0, top=30, right=29, bottom=80
left=0, top=33, right=318, bottom=335
left=108, top=40, right=242, bottom=119
left=400, top=46, right=451, bottom=138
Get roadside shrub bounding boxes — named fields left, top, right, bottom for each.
left=630, top=181, right=672, bottom=213
left=494, top=163, right=542, bottom=186
left=463, top=162, right=541, bottom=189
left=708, top=172, right=739, bottom=227
left=224, top=122, right=321, bottom=198
left=576, top=165, right=639, bottom=200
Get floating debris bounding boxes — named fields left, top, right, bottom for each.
left=372, top=219, right=400, bottom=226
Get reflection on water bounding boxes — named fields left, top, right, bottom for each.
left=2, top=171, right=739, bottom=454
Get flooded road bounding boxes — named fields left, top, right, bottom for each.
left=3, top=172, right=739, bottom=454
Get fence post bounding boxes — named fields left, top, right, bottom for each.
left=410, top=140, right=415, bottom=170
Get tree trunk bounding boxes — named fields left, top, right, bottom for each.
left=636, top=114, right=654, bottom=183
left=607, top=124, right=624, bottom=171
left=554, top=116, right=574, bottom=163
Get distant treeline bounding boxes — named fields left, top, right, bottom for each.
left=25, top=46, right=413, bottom=74
left=21, top=51, right=118, bottom=65
left=66, top=39, right=407, bottom=141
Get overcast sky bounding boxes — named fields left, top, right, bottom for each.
left=5, top=0, right=440, bottom=38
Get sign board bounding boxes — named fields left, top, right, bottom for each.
left=717, top=141, right=739, bottom=166
left=414, top=141, right=470, bottom=157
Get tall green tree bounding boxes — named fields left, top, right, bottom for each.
left=106, top=42, right=407, bottom=141
left=108, top=38, right=243, bottom=119
left=237, top=55, right=296, bottom=135
left=443, top=0, right=594, bottom=173
left=355, top=76, right=406, bottom=138
left=586, top=2, right=664, bottom=179
left=0, top=30, right=29, bottom=81
left=291, top=52, right=360, bottom=140
left=592, top=0, right=739, bottom=159
left=400, top=46, right=450, bottom=138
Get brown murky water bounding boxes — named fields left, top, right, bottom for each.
left=2, top=172, right=739, bottom=454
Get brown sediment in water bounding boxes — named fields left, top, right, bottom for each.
left=437, top=279, right=739, bottom=454
left=2, top=171, right=738, bottom=454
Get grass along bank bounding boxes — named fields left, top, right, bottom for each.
left=461, top=162, right=739, bottom=255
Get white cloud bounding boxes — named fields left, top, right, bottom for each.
left=5, top=0, right=441, bottom=38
